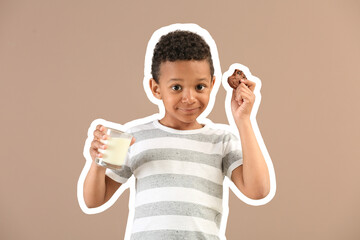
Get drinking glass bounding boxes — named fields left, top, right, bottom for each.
left=95, top=127, right=132, bottom=170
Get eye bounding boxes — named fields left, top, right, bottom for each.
left=196, top=84, right=206, bottom=91
left=171, top=85, right=182, bottom=91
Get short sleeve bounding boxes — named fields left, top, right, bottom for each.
left=222, top=132, right=243, bottom=180
left=105, top=137, right=133, bottom=184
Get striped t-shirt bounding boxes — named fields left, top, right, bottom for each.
left=105, top=119, right=243, bottom=240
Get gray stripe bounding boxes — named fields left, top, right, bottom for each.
left=136, top=174, right=223, bottom=198
left=223, top=131, right=239, bottom=142
left=131, top=148, right=222, bottom=171
left=131, top=128, right=227, bottom=144
left=134, top=201, right=222, bottom=228
left=110, top=165, right=132, bottom=179
left=130, top=230, right=220, bottom=240
left=222, top=150, right=243, bottom=176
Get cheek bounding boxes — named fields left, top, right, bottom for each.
left=163, top=95, right=179, bottom=105
left=200, top=95, right=210, bottom=105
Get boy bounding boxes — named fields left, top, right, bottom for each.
left=83, top=29, right=270, bottom=239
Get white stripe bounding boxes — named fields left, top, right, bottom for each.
left=223, top=139, right=242, bottom=155
left=135, top=187, right=223, bottom=212
left=105, top=168, right=129, bottom=183
left=201, top=128, right=230, bottom=137
left=152, top=124, right=227, bottom=137
left=131, top=137, right=223, bottom=156
left=128, top=121, right=234, bottom=137
left=131, top=215, right=219, bottom=235
left=134, top=160, right=223, bottom=184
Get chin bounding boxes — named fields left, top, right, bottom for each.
left=181, top=114, right=203, bottom=124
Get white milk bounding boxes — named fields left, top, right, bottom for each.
left=102, top=137, right=131, bottom=166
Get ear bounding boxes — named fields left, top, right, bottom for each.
left=210, top=76, right=216, bottom=90
left=149, top=78, right=162, bottom=99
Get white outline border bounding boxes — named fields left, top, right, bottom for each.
left=77, top=23, right=276, bottom=240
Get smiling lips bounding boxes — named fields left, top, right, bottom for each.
left=178, top=107, right=200, bottom=113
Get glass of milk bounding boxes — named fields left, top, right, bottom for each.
left=95, top=127, right=132, bottom=170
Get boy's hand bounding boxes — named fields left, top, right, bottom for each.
left=89, top=125, right=136, bottom=162
left=231, top=78, right=256, bottom=121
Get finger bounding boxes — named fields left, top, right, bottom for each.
left=93, top=129, right=109, bottom=140
left=231, top=89, right=236, bottom=100
left=239, top=85, right=252, bottom=96
left=239, top=82, right=252, bottom=94
left=231, top=89, right=239, bottom=103
left=89, top=147, right=102, bottom=161
left=240, top=90, right=255, bottom=103
left=240, top=91, right=251, bottom=102
left=95, top=125, right=108, bottom=134
left=235, top=85, right=242, bottom=102
left=239, top=83, right=256, bottom=101
left=240, top=79, right=256, bottom=92
left=231, top=91, right=239, bottom=107
left=91, top=139, right=107, bottom=151
left=93, top=125, right=102, bottom=140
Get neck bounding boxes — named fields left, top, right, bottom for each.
left=159, top=119, right=204, bottom=130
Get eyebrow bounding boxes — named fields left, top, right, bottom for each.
left=169, top=78, right=208, bottom=82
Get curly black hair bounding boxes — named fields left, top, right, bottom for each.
left=151, top=30, right=214, bottom=83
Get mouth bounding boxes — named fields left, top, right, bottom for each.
left=178, top=107, right=200, bottom=113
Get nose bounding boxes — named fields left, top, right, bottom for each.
left=181, top=89, right=196, bottom=104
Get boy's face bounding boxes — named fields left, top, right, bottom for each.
left=150, top=60, right=215, bottom=130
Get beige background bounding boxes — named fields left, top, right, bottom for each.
left=1, top=0, right=359, bottom=239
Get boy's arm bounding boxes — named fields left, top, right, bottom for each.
left=83, top=161, right=122, bottom=208
left=231, top=119, right=270, bottom=200
left=230, top=78, right=270, bottom=199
